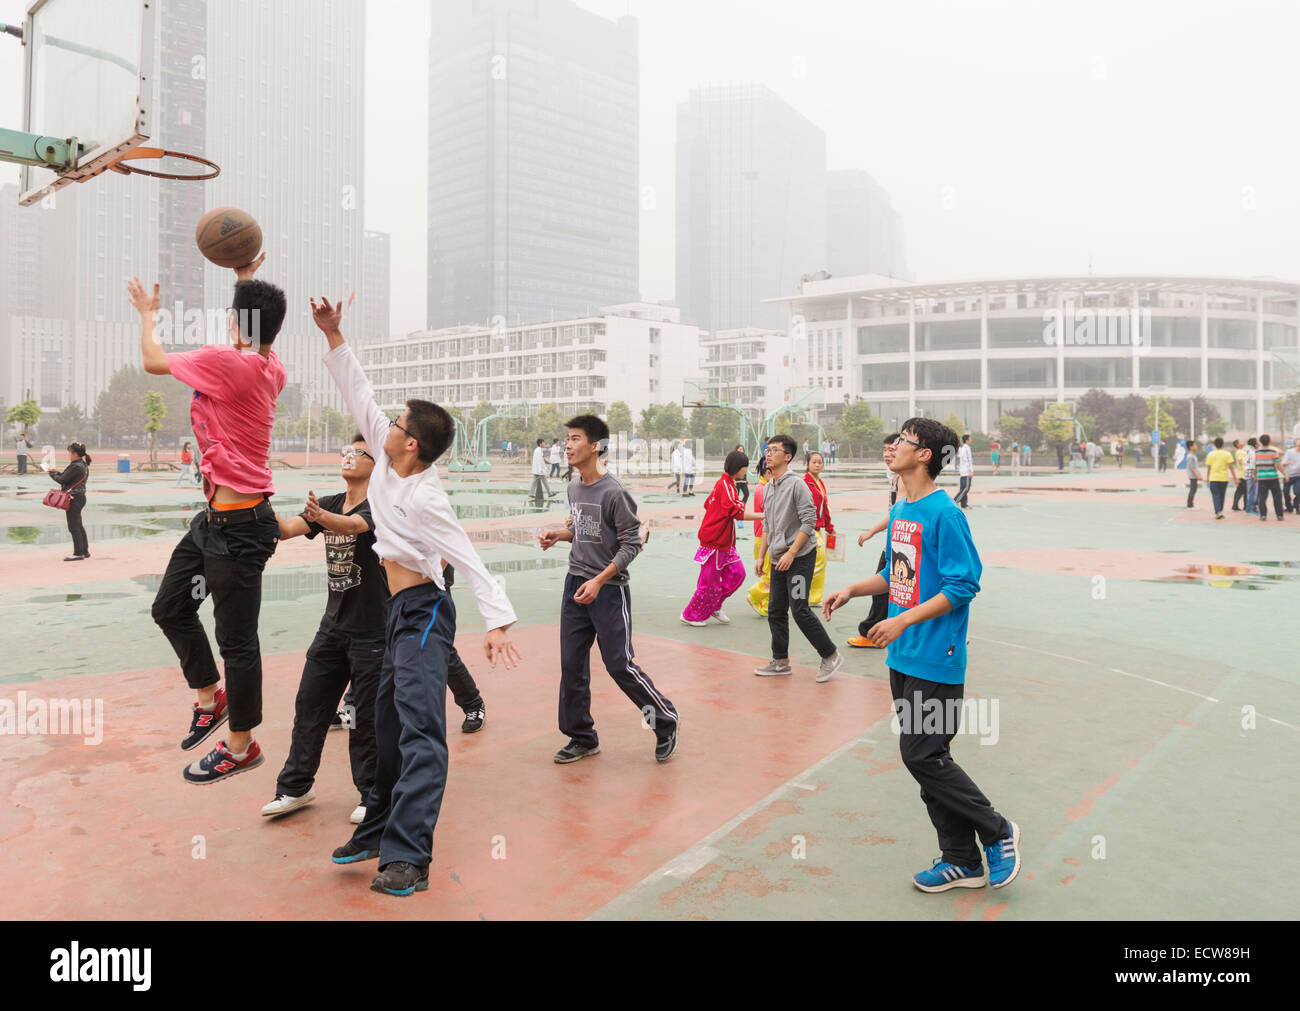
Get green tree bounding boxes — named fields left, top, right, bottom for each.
left=1143, top=396, right=1176, bottom=440
left=318, top=407, right=346, bottom=452
left=838, top=401, right=883, bottom=458
left=6, top=398, right=42, bottom=438
left=688, top=406, right=711, bottom=445
left=143, top=390, right=166, bottom=466
left=1038, top=412, right=1075, bottom=448
left=639, top=404, right=660, bottom=437
left=650, top=403, right=686, bottom=440
left=532, top=402, right=567, bottom=446
left=606, top=400, right=634, bottom=438
left=1074, top=411, right=1099, bottom=443
left=707, top=409, right=745, bottom=457
left=1273, top=392, right=1300, bottom=431
left=997, top=414, right=1025, bottom=440
left=943, top=412, right=967, bottom=438
left=48, top=403, right=88, bottom=444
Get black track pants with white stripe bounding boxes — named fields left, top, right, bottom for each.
left=559, top=572, right=679, bottom=746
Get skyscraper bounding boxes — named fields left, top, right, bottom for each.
left=362, top=230, right=392, bottom=346
left=826, top=169, right=908, bottom=281
left=426, top=0, right=640, bottom=329
left=676, top=84, right=828, bottom=333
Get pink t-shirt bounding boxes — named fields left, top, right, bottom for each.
left=168, top=344, right=286, bottom=499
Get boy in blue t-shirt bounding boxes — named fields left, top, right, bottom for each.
left=823, top=418, right=1021, bottom=893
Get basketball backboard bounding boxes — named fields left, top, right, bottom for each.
left=17, top=0, right=154, bottom=205
left=682, top=378, right=731, bottom=408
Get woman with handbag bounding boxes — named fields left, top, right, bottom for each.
left=176, top=441, right=196, bottom=487
left=803, top=451, right=835, bottom=606
left=48, top=442, right=91, bottom=560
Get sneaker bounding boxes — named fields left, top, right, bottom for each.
left=370, top=861, right=429, bottom=897
left=461, top=702, right=486, bottom=733
left=1215, top=513, right=1224, bottom=520
left=745, top=595, right=765, bottom=618
left=328, top=709, right=347, bottom=731
left=62, top=555, right=87, bottom=562
left=182, top=740, right=263, bottom=785
left=553, top=740, right=601, bottom=764
left=985, top=820, right=1022, bottom=889
left=655, top=728, right=678, bottom=764
left=912, top=857, right=987, bottom=893
left=349, top=804, right=366, bottom=825
left=331, top=839, right=378, bottom=864
left=711, top=610, right=730, bottom=624
left=680, top=615, right=708, bottom=627
left=260, top=790, right=316, bottom=817
left=847, top=636, right=883, bottom=648
left=181, top=687, right=228, bottom=751
left=817, top=651, right=844, bottom=683
left=753, top=658, right=792, bottom=677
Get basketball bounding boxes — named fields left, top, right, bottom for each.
left=195, top=206, right=262, bottom=268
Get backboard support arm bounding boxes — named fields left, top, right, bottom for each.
left=0, top=127, right=80, bottom=170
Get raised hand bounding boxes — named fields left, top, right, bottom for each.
left=310, top=296, right=345, bottom=336
left=127, top=278, right=161, bottom=316
left=234, top=252, right=267, bottom=281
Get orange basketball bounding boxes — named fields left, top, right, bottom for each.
left=195, top=206, right=262, bottom=269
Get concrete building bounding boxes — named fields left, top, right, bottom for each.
left=676, top=84, right=828, bottom=333
left=826, top=169, right=908, bottom=282
left=361, top=230, right=392, bottom=346
left=361, top=303, right=696, bottom=419
left=697, top=328, right=795, bottom=418
left=426, top=0, right=639, bottom=329
left=767, top=273, right=1300, bottom=436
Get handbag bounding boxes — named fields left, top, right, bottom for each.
left=43, top=489, right=72, bottom=510
left=825, top=531, right=845, bottom=563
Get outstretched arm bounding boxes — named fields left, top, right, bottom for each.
left=128, top=278, right=171, bottom=376
left=315, top=298, right=390, bottom=453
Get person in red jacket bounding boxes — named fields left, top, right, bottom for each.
left=681, top=449, right=764, bottom=626
left=803, top=451, right=835, bottom=606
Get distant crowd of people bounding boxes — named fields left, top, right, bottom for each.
left=1184, top=434, right=1300, bottom=520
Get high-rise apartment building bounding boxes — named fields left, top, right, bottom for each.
left=361, top=230, right=392, bottom=346
left=426, top=0, right=639, bottom=329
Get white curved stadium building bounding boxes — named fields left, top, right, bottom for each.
left=767, top=274, right=1300, bottom=436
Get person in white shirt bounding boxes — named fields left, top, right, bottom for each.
left=530, top=438, right=552, bottom=507
left=1281, top=440, right=1300, bottom=513
left=667, top=441, right=683, bottom=493
left=681, top=443, right=697, bottom=496
left=313, top=296, right=521, bottom=898
left=954, top=434, right=974, bottom=509
left=548, top=438, right=563, bottom=478
left=15, top=435, right=31, bottom=475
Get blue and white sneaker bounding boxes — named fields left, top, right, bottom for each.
left=985, top=820, right=1022, bottom=889
left=912, top=857, right=986, bottom=893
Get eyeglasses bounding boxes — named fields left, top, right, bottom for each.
left=340, top=447, right=374, bottom=462
left=892, top=435, right=923, bottom=449
left=388, top=416, right=415, bottom=440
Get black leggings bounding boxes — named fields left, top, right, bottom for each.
left=65, top=494, right=88, bottom=556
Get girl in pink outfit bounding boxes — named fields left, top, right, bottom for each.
left=681, top=450, right=764, bottom=626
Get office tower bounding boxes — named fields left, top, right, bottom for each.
left=361, top=229, right=391, bottom=345
left=826, top=168, right=908, bottom=281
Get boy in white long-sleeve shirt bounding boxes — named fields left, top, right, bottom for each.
left=312, top=297, right=521, bottom=898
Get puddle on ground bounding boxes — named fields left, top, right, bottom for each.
left=1145, top=562, right=1300, bottom=591
left=133, top=570, right=325, bottom=601
left=27, top=591, right=134, bottom=603
left=98, top=502, right=206, bottom=514
left=4, top=522, right=184, bottom=545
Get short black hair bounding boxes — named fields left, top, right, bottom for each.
left=962, top=433, right=971, bottom=443
left=1247, top=437, right=1257, bottom=447
left=883, top=432, right=899, bottom=445
left=566, top=414, right=609, bottom=455
left=724, top=449, right=749, bottom=476
left=769, top=433, right=796, bottom=459
left=536, top=438, right=546, bottom=447
left=1260, top=433, right=1271, bottom=446
left=231, top=279, right=287, bottom=345
left=351, top=432, right=365, bottom=444
left=900, top=417, right=958, bottom=479
left=404, top=399, right=454, bottom=464
left=1214, top=436, right=1224, bottom=448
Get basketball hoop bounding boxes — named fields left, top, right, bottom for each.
left=106, top=146, right=220, bottom=181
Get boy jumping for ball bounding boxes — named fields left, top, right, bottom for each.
left=130, top=256, right=288, bottom=785
left=313, top=297, right=519, bottom=898
left=538, top=415, right=679, bottom=764
left=823, top=419, right=1021, bottom=893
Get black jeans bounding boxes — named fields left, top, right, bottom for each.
left=768, top=548, right=835, bottom=660
left=151, top=502, right=279, bottom=732
left=1209, top=480, right=1227, bottom=515
left=858, top=549, right=889, bottom=638
left=559, top=573, right=678, bottom=746
left=1232, top=478, right=1248, bottom=510
left=65, top=494, right=88, bottom=556
left=352, top=582, right=453, bottom=870
left=1186, top=477, right=1198, bottom=508
left=891, top=668, right=1009, bottom=868
left=276, top=620, right=383, bottom=800
left=17, top=455, right=27, bottom=475
left=1284, top=475, right=1300, bottom=512
left=1257, top=478, right=1283, bottom=519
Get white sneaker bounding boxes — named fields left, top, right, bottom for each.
left=350, top=804, right=366, bottom=825
left=680, top=615, right=708, bottom=627
left=711, top=610, right=730, bottom=624
left=754, top=659, right=792, bottom=676
left=260, top=790, right=315, bottom=818
left=817, top=651, right=844, bottom=683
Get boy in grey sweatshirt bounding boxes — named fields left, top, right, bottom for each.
left=540, top=415, right=679, bottom=764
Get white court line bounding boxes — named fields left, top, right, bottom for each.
left=586, top=725, right=887, bottom=919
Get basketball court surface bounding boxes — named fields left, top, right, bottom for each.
left=3, top=460, right=1296, bottom=920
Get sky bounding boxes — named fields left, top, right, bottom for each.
left=3, top=0, right=1299, bottom=335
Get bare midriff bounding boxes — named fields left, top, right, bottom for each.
left=209, top=483, right=266, bottom=507
left=383, top=558, right=432, bottom=595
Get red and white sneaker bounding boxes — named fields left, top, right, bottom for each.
left=182, top=687, right=228, bottom=751
left=183, top=740, right=264, bottom=785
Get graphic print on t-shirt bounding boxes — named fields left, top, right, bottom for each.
left=889, top=518, right=922, bottom=608
left=570, top=502, right=603, bottom=542
left=323, top=530, right=362, bottom=593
